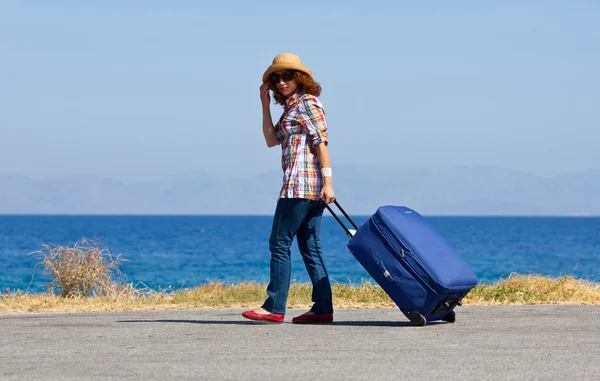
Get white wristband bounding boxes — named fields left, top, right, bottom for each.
left=321, top=167, right=332, bottom=177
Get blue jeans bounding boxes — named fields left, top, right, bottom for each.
left=261, top=198, right=333, bottom=315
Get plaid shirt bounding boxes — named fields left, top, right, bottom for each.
left=275, top=92, right=328, bottom=201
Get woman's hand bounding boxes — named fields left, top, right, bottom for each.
left=260, top=82, right=271, bottom=107
left=320, top=183, right=335, bottom=204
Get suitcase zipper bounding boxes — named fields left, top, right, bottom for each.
left=376, top=213, right=473, bottom=292
left=373, top=215, right=445, bottom=293
left=373, top=218, right=437, bottom=294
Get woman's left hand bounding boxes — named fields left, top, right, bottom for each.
left=320, top=184, right=335, bottom=204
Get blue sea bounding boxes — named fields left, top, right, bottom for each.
left=1, top=215, right=599, bottom=293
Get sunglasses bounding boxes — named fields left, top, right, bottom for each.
left=270, top=71, right=294, bottom=84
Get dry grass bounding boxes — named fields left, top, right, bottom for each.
left=466, top=273, right=600, bottom=306
left=1, top=239, right=598, bottom=314
left=1, top=274, right=599, bottom=314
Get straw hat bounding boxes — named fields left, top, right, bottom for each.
left=262, top=53, right=313, bottom=83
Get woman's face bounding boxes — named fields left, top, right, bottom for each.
left=271, top=70, right=298, bottom=98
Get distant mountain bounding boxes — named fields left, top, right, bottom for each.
left=0, top=166, right=599, bottom=215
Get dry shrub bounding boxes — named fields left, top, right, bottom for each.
left=30, top=237, right=129, bottom=298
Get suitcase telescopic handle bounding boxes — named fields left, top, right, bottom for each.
left=323, top=199, right=359, bottom=238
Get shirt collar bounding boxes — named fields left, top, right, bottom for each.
left=285, top=91, right=304, bottom=109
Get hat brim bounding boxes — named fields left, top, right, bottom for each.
left=262, top=63, right=313, bottom=83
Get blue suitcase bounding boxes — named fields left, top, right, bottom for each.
left=325, top=201, right=479, bottom=326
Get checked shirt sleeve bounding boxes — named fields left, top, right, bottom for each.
left=274, top=123, right=285, bottom=144
left=298, top=95, right=328, bottom=146
left=274, top=114, right=286, bottom=144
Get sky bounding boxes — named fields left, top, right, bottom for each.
left=1, top=1, right=598, bottom=183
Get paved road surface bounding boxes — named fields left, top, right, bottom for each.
left=1, top=305, right=599, bottom=380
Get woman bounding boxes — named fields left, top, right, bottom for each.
left=242, top=53, right=336, bottom=324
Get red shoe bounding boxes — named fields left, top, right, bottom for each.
left=242, top=310, right=284, bottom=323
left=292, top=312, right=333, bottom=324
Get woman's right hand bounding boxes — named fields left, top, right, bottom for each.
left=260, top=82, right=271, bottom=107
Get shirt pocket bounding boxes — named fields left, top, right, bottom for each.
left=280, top=108, right=303, bottom=136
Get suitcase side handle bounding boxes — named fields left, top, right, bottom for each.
left=372, top=252, right=400, bottom=285
left=323, top=199, right=359, bottom=238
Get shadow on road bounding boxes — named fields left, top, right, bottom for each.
left=117, top=319, right=445, bottom=327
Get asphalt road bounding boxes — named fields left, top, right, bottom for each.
left=1, top=305, right=599, bottom=380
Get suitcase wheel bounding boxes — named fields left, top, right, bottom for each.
left=402, top=310, right=427, bottom=327
left=442, top=311, right=456, bottom=323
